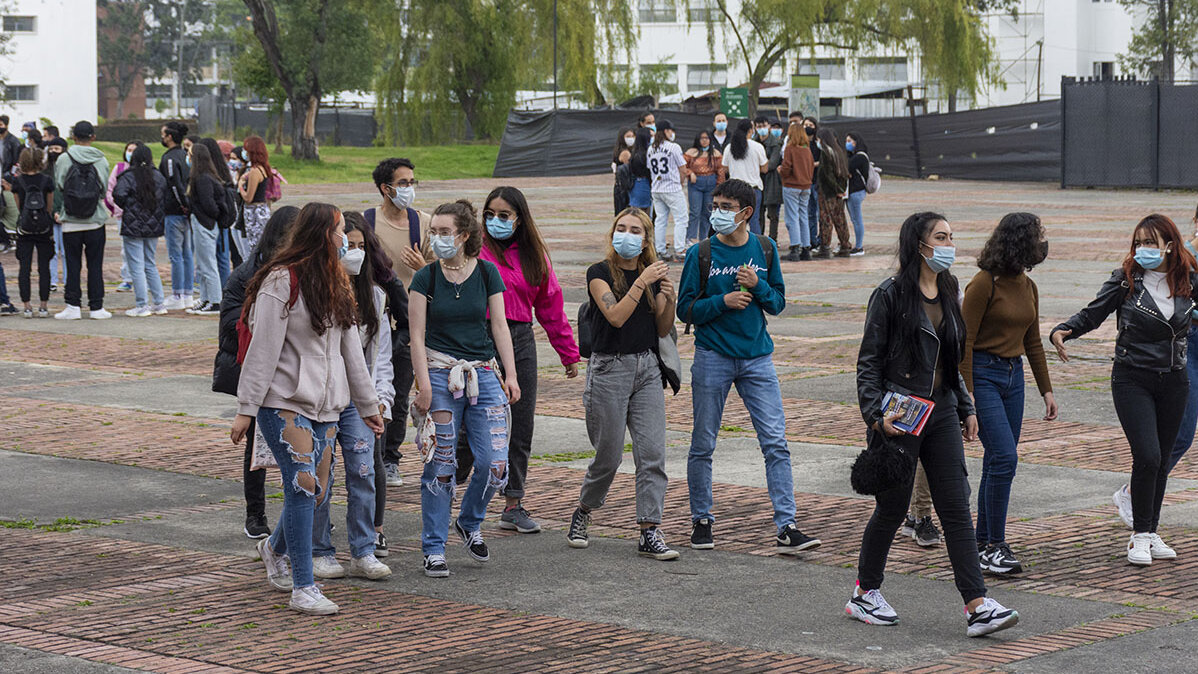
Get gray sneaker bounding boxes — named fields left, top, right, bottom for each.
left=914, top=516, right=941, bottom=547
left=499, top=505, right=541, bottom=533
left=383, top=462, right=404, bottom=487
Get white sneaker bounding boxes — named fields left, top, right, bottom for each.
left=845, top=587, right=899, bottom=626
left=256, top=538, right=292, bottom=592
left=312, top=555, right=346, bottom=579
left=163, top=295, right=185, bottom=310
left=54, top=305, right=82, bottom=320
left=966, top=597, right=1019, bottom=637
left=1128, top=532, right=1153, bottom=566
left=383, top=462, right=404, bottom=487
left=125, top=306, right=152, bottom=318
left=1148, top=533, right=1177, bottom=559
left=89, top=308, right=112, bottom=320
left=184, top=295, right=196, bottom=309
left=1113, top=485, right=1134, bottom=528
left=346, top=554, right=392, bottom=580
left=150, top=304, right=169, bottom=315
left=289, top=585, right=339, bottom=615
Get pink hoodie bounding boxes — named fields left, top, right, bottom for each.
left=479, top=241, right=580, bottom=366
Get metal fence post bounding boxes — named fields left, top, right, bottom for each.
left=1152, top=77, right=1161, bottom=191
left=1060, top=76, right=1070, bottom=189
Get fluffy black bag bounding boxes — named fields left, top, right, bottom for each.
left=850, top=430, right=916, bottom=496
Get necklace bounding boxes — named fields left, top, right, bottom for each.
left=441, top=259, right=466, bottom=271
left=441, top=259, right=469, bottom=299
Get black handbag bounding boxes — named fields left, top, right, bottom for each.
left=850, top=430, right=916, bottom=496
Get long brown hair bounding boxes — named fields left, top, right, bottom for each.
left=343, top=211, right=381, bottom=343
left=242, top=202, right=357, bottom=335
left=604, top=207, right=658, bottom=312
left=243, top=135, right=273, bottom=189
left=786, top=122, right=808, bottom=148
left=482, top=186, right=550, bottom=287
left=1122, top=213, right=1195, bottom=298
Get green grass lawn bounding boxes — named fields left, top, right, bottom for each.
left=93, top=142, right=498, bottom=184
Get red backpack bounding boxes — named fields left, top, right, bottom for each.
left=236, top=267, right=300, bottom=365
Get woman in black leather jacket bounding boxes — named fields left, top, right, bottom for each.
left=1050, top=213, right=1195, bottom=566
left=851, top=212, right=1020, bottom=638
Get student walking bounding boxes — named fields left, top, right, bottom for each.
left=11, top=148, right=55, bottom=317
left=160, top=121, right=193, bottom=311
left=238, top=136, right=274, bottom=249
left=112, top=143, right=168, bottom=316
left=778, top=121, right=814, bottom=261
left=813, top=128, right=851, bottom=259
left=1051, top=214, right=1194, bottom=566
left=676, top=178, right=821, bottom=553
left=454, top=187, right=581, bottom=534
left=963, top=213, right=1057, bottom=575
left=852, top=211, right=1019, bottom=637
left=566, top=207, right=679, bottom=560
left=684, top=130, right=723, bottom=243
left=409, top=200, right=520, bottom=578
left=845, top=133, right=871, bottom=256
left=232, top=202, right=384, bottom=616
left=186, top=143, right=231, bottom=315
left=647, top=120, right=689, bottom=260
left=722, top=121, right=768, bottom=235
left=53, top=121, right=111, bottom=320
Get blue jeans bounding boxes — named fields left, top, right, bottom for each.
left=313, top=403, right=378, bottom=559
left=49, top=223, right=64, bottom=286
left=420, top=367, right=510, bottom=555
left=164, top=214, right=193, bottom=295
left=191, top=216, right=222, bottom=304
left=687, top=346, right=796, bottom=532
left=260, top=408, right=338, bottom=590
left=781, top=186, right=811, bottom=248
left=846, top=190, right=866, bottom=249
left=1170, top=323, right=1198, bottom=473
left=216, top=228, right=231, bottom=289
left=0, top=258, right=8, bottom=305
left=629, top=177, right=651, bottom=209
left=688, top=174, right=717, bottom=241
left=807, top=184, right=820, bottom=248
left=121, top=236, right=165, bottom=308
left=973, top=353, right=1025, bottom=545
left=749, top=188, right=763, bottom=235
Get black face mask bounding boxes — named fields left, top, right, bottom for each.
left=1031, top=240, right=1049, bottom=265
left=0, top=127, right=7, bottom=135
left=804, top=127, right=816, bottom=137
left=161, top=138, right=170, bottom=148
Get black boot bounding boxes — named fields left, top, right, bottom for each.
left=799, top=246, right=812, bottom=261
left=785, top=245, right=802, bottom=262
left=813, top=245, right=832, bottom=259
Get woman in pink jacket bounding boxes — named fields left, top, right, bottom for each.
left=455, top=186, right=581, bottom=533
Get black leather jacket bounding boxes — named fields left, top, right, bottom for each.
left=1053, top=269, right=1196, bottom=372
left=857, top=277, right=976, bottom=428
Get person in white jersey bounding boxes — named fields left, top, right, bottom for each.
left=647, top=120, right=689, bottom=261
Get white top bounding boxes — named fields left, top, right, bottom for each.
left=647, top=140, right=687, bottom=193
left=1143, top=270, right=1174, bottom=320
left=723, top=138, right=768, bottom=189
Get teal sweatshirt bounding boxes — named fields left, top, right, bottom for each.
left=676, top=233, right=786, bottom=359
left=53, top=145, right=110, bottom=232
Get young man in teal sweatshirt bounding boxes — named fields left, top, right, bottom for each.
left=676, top=178, right=821, bottom=553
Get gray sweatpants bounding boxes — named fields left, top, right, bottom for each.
left=579, top=350, right=669, bottom=524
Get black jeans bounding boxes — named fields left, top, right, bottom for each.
left=382, top=328, right=414, bottom=464
left=16, top=235, right=53, bottom=303
left=857, top=390, right=987, bottom=604
left=456, top=321, right=538, bottom=499
left=241, top=417, right=266, bottom=519
left=63, top=226, right=106, bottom=310
left=765, top=203, right=781, bottom=241
left=373, top=433, right=387, bottom=528
left=1111, top=362, right=1188, bottom=533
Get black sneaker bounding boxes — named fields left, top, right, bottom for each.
left=566, top=507, right=591, bottom=549
left=799, top=247, right=812, bottom=261
left=777, top=524, right=821, bottom=554
left=690, top=518, right=714, bottom=549
left=638, top=527, right=680, bottom=560
left=914, top=515, right=941, bottom=547
left=243, top=515, right=270, bottom=539
left=423, top=554, right=450, bottom=578
left=900, top=514, right=918, bottom=539
left=966, top=597, right=1019, bottom=637
left=196, top=301, right=221, bottom=316
left=981, top=542, right=1022, bottom=575
left=453, top=518, right=490, bottom=562
left=374, top=531, right=389, bottom=558
left=0, top=303, right=17, bottom=316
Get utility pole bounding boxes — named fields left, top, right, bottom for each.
left=1035, top=39, right=1043, bottom=102
left=552, top=0, right=558, bottom=109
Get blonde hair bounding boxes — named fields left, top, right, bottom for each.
left=604, top=207, right=658, bottom=311
left=786, top=123, right=809, bottom=148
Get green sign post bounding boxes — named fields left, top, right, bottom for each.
left=720, top=87, right=749, bottom=117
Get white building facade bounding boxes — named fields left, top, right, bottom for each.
left=1, top=0, right=98, bottom=129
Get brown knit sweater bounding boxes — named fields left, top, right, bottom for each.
left=960, top=270, right=1053, bottom=395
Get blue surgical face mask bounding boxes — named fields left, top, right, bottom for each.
left=125, top=150, right=133, bottom=163
left=338, top=233, right=349, bottom=259
left=241, top=149, right=249, bottom=162
left=646, top=124, right=656, bottom=133
left=771, top=128, right=782, bottom=138
left=710, top=207, right=745, bottom=235
left=389, top=185, right=414, bottom=209
left=921, top=243, right=956, bottom=273
left=714, top=121, right=727, bottom=132
left=486, top=215, right=515, bottom=240
left=1135, top=246, right=1165, bottom=270
left=431, top=233, right=461, bottom=260
left=612, top=231, right=644, bottom=259
left=756, top=127, right=768, bottom=137
left=846, top=141, right=856, bottom=152
left=185, top=155, right=191, bottom=167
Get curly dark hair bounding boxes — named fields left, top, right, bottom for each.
left=433, top=200, right=483, bottom=258
left=977, top=212, right=1045, bottom=276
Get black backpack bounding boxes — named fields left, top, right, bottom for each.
left=17, top=182, right=51, bottom=236
left=62, top=158, right=104, bottom=218
left=682, top=234, right=775, bottom=334
left=577, top=300, right=598, bottom=358
left=218, top=183, right=238, bottom=229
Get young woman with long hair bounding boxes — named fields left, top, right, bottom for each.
left=627, top=128, right=653, bottom=211
left=612, top=127, right=636, bottom=214
left=409, top=200, right=521, bottom=578
left=722, top=119, right=768, bottom=235
left=112, top=143, right=168, bottom=316
left=566, top=207, right=678, bottom=560
left=186, top=142, right=230, bottom=315
left=105, top=140, right=140, bottom=292
left=647, top=119, right=689, bottom=260
left=964, top=213, right=1057, bottom=576
left=454, top=186, right=579, bottom=534
left=844, top=132, right=871, bottom=256
left=198, top=137, right=236, bottom=286
left=778, top=121, right=814, bottom=261
left=238, top=136, right=274, bottom=248
left=853, top=212, right=1019, bottom=637
left=1051, top=214, right=1196, bottom=566
left=813, top=128, right=851, bottom=258
left=232, top=202, right=384, bottom=615
left=10, top=148, right=56, bottom=317
left=684, top=130, right=723, bottom=243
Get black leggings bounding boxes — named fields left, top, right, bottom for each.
left=242, top=417, right=266, bottom=519
left=1111, top=362, right=1188, bottom=533
left=857, top=390, right=987, bottom=604
left=16, top=236, right=53, bottom=303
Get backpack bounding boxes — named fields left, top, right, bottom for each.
left=236, top=267, right=300, bottom=365
left=860, top=152, right=882, bottom=194
left=577, top=300, right=598, bottom=358
left=62, top=157, right=104, bottom=218
left=218, top=183, right=238, bottom=229
left=17, top=180, right=51, bottom=236
left=364, top=207, right=422, bottom=249
left=682, top=234, right=776, bottom=334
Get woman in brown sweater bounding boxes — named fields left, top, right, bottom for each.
left=962, top=212, right=1057, bottom=577
left=778, top=123, right=814, bottom=261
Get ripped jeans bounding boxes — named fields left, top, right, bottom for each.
left=421, top=367, right=510, bottom=556
left=312, top=402, right=378, bottom=560
left=259, top=407, right=338, bottom=589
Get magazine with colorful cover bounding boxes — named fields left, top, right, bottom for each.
left=880, top=392, right=935, bottom=436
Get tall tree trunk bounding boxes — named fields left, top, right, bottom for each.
left=1160, top=0, right=1175, bottom=82
left=947, top=89, right=958, bottom=113
left=290, top=94, right=320, bottom=160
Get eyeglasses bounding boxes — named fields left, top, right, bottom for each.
left=710, top=202, right=743, bottom=214
left=389, top=180, right=419, bottom=189
left=483, top=210, right=515, bottom=222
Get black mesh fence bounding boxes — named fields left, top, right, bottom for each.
left=196, top=95, right=379, bottom=147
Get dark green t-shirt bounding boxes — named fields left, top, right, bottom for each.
left=410, top=259, right=506, bottom=361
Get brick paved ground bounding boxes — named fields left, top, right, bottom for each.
left=1, top=175, right=1197, bottom=672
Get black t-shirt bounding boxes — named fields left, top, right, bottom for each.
left=586, top=262, right=660, bottom=355
left=11, top=172, right=53, bottom=209
left=848, top=152, right=870, bottom=193
left=410, top=259, right=506, bottom=361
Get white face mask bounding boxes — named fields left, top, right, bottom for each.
left=389, top=185, right=415, bottom=209
left=624, top=136, right=635, bottom=147
left=341, top=247, right=365, bottom=275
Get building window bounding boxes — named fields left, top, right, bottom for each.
left=686, top=0, right=721, bottom=22
left=2, top=15, right=36, bottom=32
left=858, top=57, right=908, bottom=81
left=800, top=58, right=846, bottom=81
left=1093, top=61, right=1114, bottom=79
left=638, top=0, right=675, bottom=23
left=4, top=85, right=37, bottom=102
left=640, top=64, right=678, bottom=95
left=687, top=64, right=727, bottom=90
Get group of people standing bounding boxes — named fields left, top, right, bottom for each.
left=611, top=110, right=872, bottom=264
